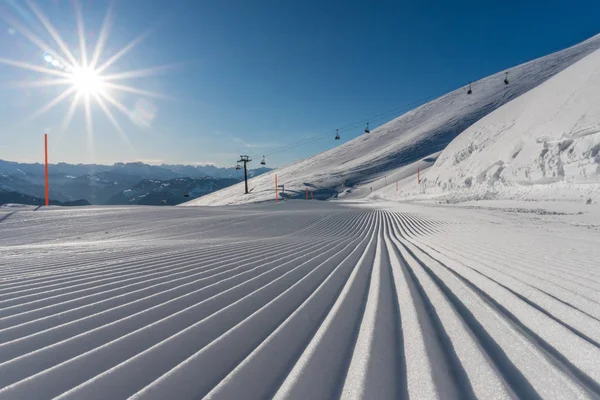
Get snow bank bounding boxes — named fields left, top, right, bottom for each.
left=398, top=46, right=600, bottom=203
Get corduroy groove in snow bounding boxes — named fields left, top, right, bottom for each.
left=0, top=203, right=598, bottom=399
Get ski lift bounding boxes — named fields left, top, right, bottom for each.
left=235, top=163, right=241, bottom=170
left=184, top=192, right=190, bottom=197
left=261, top=156, right=266, bottom=165
left=504, top=72, right=509, bottom=85
left=364, top=122, right=370, bottom=134
left=335, top=129, right=340, bottom=140
left=467, top=82, right=472, bottom=95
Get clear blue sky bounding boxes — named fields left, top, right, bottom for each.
left=0, top=0, right=598, bottom=167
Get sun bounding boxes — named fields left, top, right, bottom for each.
left=0, top=0, right=175, bottom=154
left=69, top=67, right=105, bottom=96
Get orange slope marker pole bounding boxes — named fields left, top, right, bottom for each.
left=44, top=133, right=49, bottom=206
left=275, top=174, right=278, bottom=203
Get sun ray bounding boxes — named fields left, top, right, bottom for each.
left=24, top=86, right=77, bottom=123
left=83, top=93, right=95, bottom=161
left=74, top=0, right=88, bottom=68
left=101, top=64, right=181, bottom=81
left=0, top=58, right=72, bottom=79
left=99, top=90, right=134, bottom=120
left=26, top=0, right=80, bottom=68
left=3, top=78, right=72, bottom=89
left=95, top=28, right=154, bottom=75
left=0, top=14, right=75, bottom=71
left=94, top=93, right=135, bottom=151
left=89, top=1, right=114, bottom=70
left=56, top=91, right=82, bottom=144
left=94, top=93, right=123, bottom=133
left=101, top=93, right=161, bottom=139
left=102, top=82, right=172, bottom=99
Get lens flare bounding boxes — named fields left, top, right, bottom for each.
left=0, top=0, right=175, bottom=155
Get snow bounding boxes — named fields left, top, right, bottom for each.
left=0, top=202, right=599, bottom=398
left=391, top=46, right=600, bottom=203
left=0, top=204, right=32, bottom=209
left=184, top=33, right=600, bottom=207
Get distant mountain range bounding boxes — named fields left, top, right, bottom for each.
left=0, top=160, right=272, bottom=206
left=0, top=189, right=91, bottom=207
left=106, top=177, right=242, bottom=206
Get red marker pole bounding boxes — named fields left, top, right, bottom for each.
left=44, top=134, right=49, bottom=206
left=306, top=188, right=308, bottom=200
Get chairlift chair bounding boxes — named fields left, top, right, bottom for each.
left=504, top=72, right=509, bottom=85
left=184, top=192, right=190, bottom=197
left=335, top=129, right=340, bottom=140
left=261, top=156, right=266, bottom=165
left=364, top=122, right=370, bottom=133
left=467, top=82, right=472, bottom=95
left=235, top=163, right=242, bottom=170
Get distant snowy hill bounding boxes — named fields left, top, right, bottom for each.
left=0, top=173, right=70, bottom=202
left=184, top=33, right=600, bottom=206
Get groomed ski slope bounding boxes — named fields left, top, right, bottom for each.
left=1, top=202, right=599, bottom=399
left=186, top=33, right=600, bottom=206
